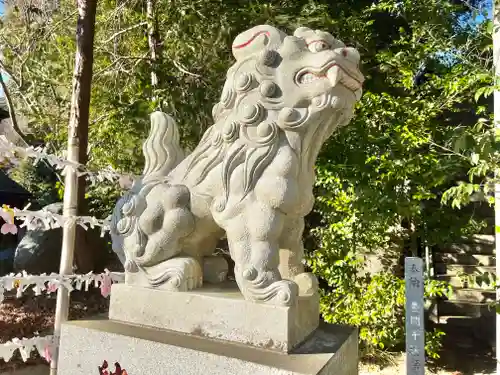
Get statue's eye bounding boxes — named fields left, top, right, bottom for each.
left=309, top=41, right=330, bottom=53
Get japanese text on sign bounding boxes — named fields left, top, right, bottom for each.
left=405, top=257, right=425, bottom=375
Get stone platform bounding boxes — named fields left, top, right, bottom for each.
left=109, top=282, right=320, bottom=352
left=58, top=317, right=358, bottom=375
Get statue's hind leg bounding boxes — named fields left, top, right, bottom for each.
left=222, top=202, right=298, bottom=306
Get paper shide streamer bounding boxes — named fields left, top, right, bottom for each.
left=0, top=138, right=136, bottom=188
left=0, top=205, right=112, bottom=236
left=0, top=270, right=125, bottom=304
left=0, top=205, right=17, bottom=235
left=0, top=335, right=56, bottom=363
left=0, top=271, right=124, bottom=363
left=0, top=134, right=134, bottom=365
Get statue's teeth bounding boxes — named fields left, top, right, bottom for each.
left=342, top=76, right=359, bottom=90
left=326, top=66, right=342, bottom=86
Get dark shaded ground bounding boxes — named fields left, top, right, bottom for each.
left=361, top=318, right=496, bottom=374
left=431, top=318, right=496, bottom=375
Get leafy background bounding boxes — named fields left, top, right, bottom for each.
left=0, top=0, right=494, bottom=359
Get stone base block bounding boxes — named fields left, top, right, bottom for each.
left=109, top=282, right=319, bottom=352
left=58, top=317, right=358, bottom=375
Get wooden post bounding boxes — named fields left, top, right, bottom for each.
left=494, top=2, right=500, bottom=373
left=50, top=1, right=97, bottom=374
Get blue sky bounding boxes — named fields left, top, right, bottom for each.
left=473, top=2, right=492, bottom=23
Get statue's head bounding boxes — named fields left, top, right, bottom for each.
left=211, top=25, right=364, bottom=154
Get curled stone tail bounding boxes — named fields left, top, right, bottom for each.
left=142, top=111, right=185, bottom=180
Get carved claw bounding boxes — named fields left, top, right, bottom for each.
left=245, top=279, right=298, bottom=306
left=237, top=266, right=299, bottom=306
left=144, top=257, right=203, bottom=291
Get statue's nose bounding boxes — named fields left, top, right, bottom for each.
left=341, top=47, right=361, bottom=66
left=333, top=47, right=360, bottom=66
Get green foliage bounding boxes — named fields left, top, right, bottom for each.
left=319, top=272, right=406, bottom=354
left=303, top=0, right=491, bottom=357
left=425, top=329, right=446, bottom=360
left=440, top=112, right=498, bottom=209
left=315, top=259, right=449, bottom=357
left=309, top=170, right=451, bottom=357
left=86, top=183, right=123, bottom=219
left=9, top=160, right=60, bottom=207
left=0, top=0, right=493, bottom=360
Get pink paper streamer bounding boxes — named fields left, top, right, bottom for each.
left=100, top=274, right=112, bottom=298
left=1, top=223, right=17, bottom=235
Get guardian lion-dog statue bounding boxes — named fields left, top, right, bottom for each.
left=110, top=25, right=364, bottom=306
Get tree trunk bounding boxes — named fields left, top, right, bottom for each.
left=72, top=0, right=98, bottom=272
left=69, top=0, right=96, bottom=212
left=492, top=1, right=500, bottom=373
left=146, top=0, right=160, bottom=108
left=51, top=1, right=97, bottom=373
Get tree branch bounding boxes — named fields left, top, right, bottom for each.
left=0, top=66, right=63, bottom=183
left=100, top=22, right=147, bottom=45
left=172, top=60, right=201, bottom=78
left=0, top=73, right=27, bottom=141
left=0, top=59, right=20, bottom=87
left=93, top=53, right=149, bottom=77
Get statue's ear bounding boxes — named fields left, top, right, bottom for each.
left=232, top=25, right=286, bottom=61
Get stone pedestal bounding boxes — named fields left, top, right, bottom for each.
left=58, top=282, right=359, bottom=375
left=58, top=318, right=358, bottom=375
left=109, top=282, right=319, bottom=352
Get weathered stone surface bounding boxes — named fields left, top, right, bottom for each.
left=58, top=317, right=358, bottom=375
left=109, top=25, right=364, bottom=306
left=13, top=203, right=117, bottom=274
left=109, top=282, right=319, bottom=352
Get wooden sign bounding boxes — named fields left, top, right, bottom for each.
left=405, top=257, right=425, bottom=375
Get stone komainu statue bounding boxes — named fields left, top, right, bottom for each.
left=110, top=25, right=364, bottom=306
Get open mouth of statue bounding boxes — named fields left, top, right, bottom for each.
left=296, top=64, right=363, bottom=92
